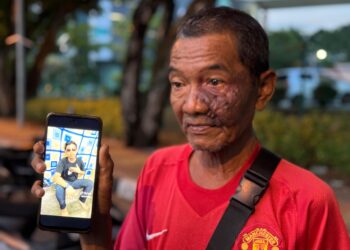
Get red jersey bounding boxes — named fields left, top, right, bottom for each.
left=115, top=144, right=350, bottom=249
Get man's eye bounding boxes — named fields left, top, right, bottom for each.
left=208, top=79, right=223, bottom=86
left=171, top=82, right=183, bottom=88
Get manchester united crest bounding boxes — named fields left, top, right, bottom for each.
left=240, top=227, right=280, bottom=250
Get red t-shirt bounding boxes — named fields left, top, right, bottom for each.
left=115, top=144, right=350, bottom=249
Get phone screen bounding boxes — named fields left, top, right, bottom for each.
left=39, top=113, right=102, bottom=232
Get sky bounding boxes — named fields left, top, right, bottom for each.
left=266, top=3, right=350, bottom=35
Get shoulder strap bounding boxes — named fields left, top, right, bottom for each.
left=206, top=148, right=281, bottom=250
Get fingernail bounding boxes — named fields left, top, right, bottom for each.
left=35, top=189, right=43, bottom=197
left=38, top=163, right=46, bottom=172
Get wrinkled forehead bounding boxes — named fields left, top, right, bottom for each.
left=169, top=33, right=244, bottom=74
left=173, top=34, right=238, bottom=61
left=171, top=32, right=238, bottom=55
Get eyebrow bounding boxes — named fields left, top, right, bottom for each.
left=168, top=66, right=179, bottom=75
left=206, top=64, right=229, bottom=72
left=168, top=64, right=229, bottom=75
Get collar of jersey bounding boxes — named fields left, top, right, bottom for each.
left=177, top=143, right=261, bottom=217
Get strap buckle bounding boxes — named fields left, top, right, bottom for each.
left=231, top=169, right=269, bottom=210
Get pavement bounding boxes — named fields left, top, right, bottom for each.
left=0, top=118, right=349, bottom=234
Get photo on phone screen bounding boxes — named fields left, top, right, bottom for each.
left=40, top=126, right=99, bottom=219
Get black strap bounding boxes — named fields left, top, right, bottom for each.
left=206, top=148, right=281, bottom=250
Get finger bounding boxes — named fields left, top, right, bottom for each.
left=97, top=144, right=115, bottom=215
left=99, top=144, right=114, bottom=178
left=31, top=180, right=45, bottom=198
left=31, top=155, right=46, bottom=174
left=33, top=140, right=45, bottom=155
left=31, top=141, right=46, bottom=174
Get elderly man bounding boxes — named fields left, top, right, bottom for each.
left=32, top=6, right=350, bottom=250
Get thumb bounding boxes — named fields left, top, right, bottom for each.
left=97, top=144, right=114, bottom=215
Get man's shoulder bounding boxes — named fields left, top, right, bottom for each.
left=140, top=144, right=191, bottom=174
left=58, top=157, right=68, bottom=165
left=137, top=144, right=190, bottom=184
left=272, top=159, right=334, bottom=201
left=76, top=157, right=84, bottom=164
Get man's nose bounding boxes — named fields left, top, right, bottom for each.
left=183, top=86, right=209, bottom=115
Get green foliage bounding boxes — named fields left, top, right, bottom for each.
left=269, top=24, right=350, bottom=69
left=65, top=22, right=100, bottom=82
left=254, top=110, right=350, bottom=173
left=270, top=86, right=287, bottom=107
left=313, top=81, right=337, bottom=108
left=0, top=1, right=11, bottom=40
left=290, top=94, right=305, bottom=113
left=341, top=93, right=350, bottom=104
left=39, top=14, right=108, bottom=98
left=26, top=98, right=123, bottom=138
left=310, top=25, right=350, bottom=62
left=268, top=29, right=305, bottom=69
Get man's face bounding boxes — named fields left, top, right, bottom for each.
left=65, top=144, right=77, bottom=160
left=169, top=34, right=258, bottom=152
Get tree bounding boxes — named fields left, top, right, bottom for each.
left=313, top=80, right=337, bottom=108
left=40, top=21, right=102, bottom=98
left=341, top=92, right=350, bottom=105
left=0, top=1, right=15, bottom=116
left=309, top=25, right=350, bottom=64
left=0, top=0, right=98, bottom=116
left=270, top=76, right=287, bottom=108
left=120, top=0, right=164, bottom=146
left=290, top=94, right=305, bottom=114
left=268, top=29, right=305, bottom=69
left=121, top=0, right=215, bottom=147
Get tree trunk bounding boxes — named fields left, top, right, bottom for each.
left=26, top=18, right=60, bottom=98
left=0, top=50, right=15, bottom=116
left=120, top=0, right=159, bottom=146
left=137, top=65, right=171, bottom=146
left=26, top=2, right=98, bottom=98
left=135, top=0, right=174, bottom=147
left=0, top=1, right=15, bottom=116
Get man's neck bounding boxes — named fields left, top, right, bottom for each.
left=67, top=157, right=76, bottom=163
left=189, top=136, right=259, bottom=189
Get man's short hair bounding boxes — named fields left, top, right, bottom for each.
left=176, top=6, right=269, bottom=78
left=64, top=141, right=77, bottom=150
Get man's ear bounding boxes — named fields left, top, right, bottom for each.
left=255, top=69, right=276, bottom=111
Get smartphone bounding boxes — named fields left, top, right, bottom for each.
left=38, top=112, right=102, bottom=233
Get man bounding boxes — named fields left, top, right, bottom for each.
left=31, top=6, right=350, bottom=250
left=53, top=141, right=93, bottom=216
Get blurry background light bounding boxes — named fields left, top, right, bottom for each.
left=316, top=49, right=328, bottom=60
left=110, top=12, right=125, bottom=22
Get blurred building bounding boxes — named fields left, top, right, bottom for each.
left=276, top=64, right=350, bottom=109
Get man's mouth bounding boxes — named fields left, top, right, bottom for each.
left=182, top=115, right=220, bottom=134
left=185, top=122, right=215, bottom=135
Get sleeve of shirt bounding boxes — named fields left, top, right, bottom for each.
left=114, top=201, right=146, bottom=250
left=55, top=158, right=64, bottom=174
left=114, top=161, right=151, bottom=250
left=77, top=158, right=85, bottom=171
left=296, top=183, right=350, bottom=249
